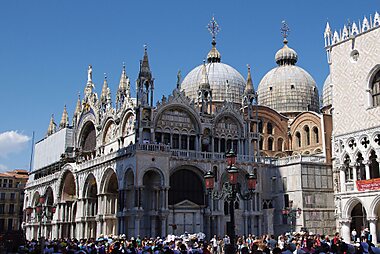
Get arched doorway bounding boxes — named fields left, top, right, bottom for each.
left=59, top=171, right=77, bottom=239
left=142, top=170, right=163, bottom=237
left=121, top=169, right=134, bottom=235
left=168, top=168, right=205, bottom=234
left=44, top=187, right=54, bottom=239
left=101, top=169, right=118, bottom=236
left=83, top=174, right=98, bottom=238
left=351, top=203, right=367, bottom=235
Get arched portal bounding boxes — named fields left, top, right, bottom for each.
left=168, top=168, right=205, bottom=235
left=351, top=203, right=368, bottom=234
left=83, top=174, right=98, bottom=238
left=142, top=170, right=163, bottom=237
left=100, top=169, right=118, bottom=236
left=59, top=171, right=77, bottom=239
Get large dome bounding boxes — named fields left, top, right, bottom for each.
left=181, top=62, right=246, bottom=104
left=322, top=74, right=332, bottom=108
left=257, top=40, right=319, bottom=114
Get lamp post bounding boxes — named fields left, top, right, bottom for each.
left=204, top=149, right=257, bottom=254
left=25, top=195, right=56, bottom=251
left=282, top=201, right=302, bottom=234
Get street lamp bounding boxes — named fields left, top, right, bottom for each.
left=204, top=149, right=258, bottom=254
left=25, top=195, right=56, bottom=251
left=282, top=201, right=302, bottom=234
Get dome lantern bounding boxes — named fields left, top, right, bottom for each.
left=207, top=16, right=221, bottom=63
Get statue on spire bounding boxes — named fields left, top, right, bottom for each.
left=87, top=65, right=93, bottom=83
left=281, top=20, right=290, bottom=42
left=176, top=70, right=181, bottom=89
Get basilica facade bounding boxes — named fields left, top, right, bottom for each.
left=23, top=18, right=336, bottom=240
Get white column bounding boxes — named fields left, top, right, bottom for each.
left=340, top=169, right=346, bottom=192
left=340, top=219, right=351, bottom=243
left=369, top=217, right=378, bottom=244
left=352, top=164, right=358, bottom=191
left=365, top=161, right=371, bottom=179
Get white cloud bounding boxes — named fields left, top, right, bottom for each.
left=0, top=164, right=8, bottom=172
left=0, top=131, right=31, bottom=158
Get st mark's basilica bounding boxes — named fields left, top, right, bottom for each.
left=23, top=12, right=380, bottom=244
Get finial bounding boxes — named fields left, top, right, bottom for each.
left=123, top=62, right=126, bottom=71
left=104, top=73, right=107, bottom=80
left=247, top=64, right=251, bottom=72
left=207, top=16, right=220, bottom=44
left=281, top=20, right=290, bottom=43
left=143, top=44, right=148, bottom=51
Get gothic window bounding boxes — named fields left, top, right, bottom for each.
left=163, top=133, right=170, bottom=145
left=372, top=70, right=380, bottom=107
left=344, top=154, right=353, bottom=181
left=277, top=138, right=284, bottom=151
left=189, top=136, right=196, bottom=150
left=267, top=122, right=273, bottom=134
left=155, top=132, right=162, bottom=143
left=295, top=132, right=301, bottom=148
left=214, top=138, right=219, bottom=152
left=259, top=137, right=263, bottom=150
left=221, top=138, right=226, bottom=153
left=356, top=153, right=366, bottom=180
left=268, top=137, right=274, bottom=151
left=304, top=126, right=310, bottom=146
left=313, top=127, right=319, bottom=144
left=369, top=150, right=379, bottom=179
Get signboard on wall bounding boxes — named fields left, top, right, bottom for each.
left=356, top=179, right=380, bottom=191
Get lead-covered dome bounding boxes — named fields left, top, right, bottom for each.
left=181, top=40, right=246, bottom=104
left=257, top=39, right=319, bottom=114
left=322, top=74, right=332, bottom=108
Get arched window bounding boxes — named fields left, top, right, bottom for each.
left=295, top=132, right=301, bottom=148
left=372, top=70, right=380, bottom=107
left=268, top=137, right=274, bottom=151
left=258, top=120, right=263, bottom=133
left=304, top=126, right=310, bottom=146
left=313, top=127, right=319, bottom=144
left=277, top=138, right=284, bottom=151
left=344, top=154, right=353, bottom=181
left=369, top=150, right=379, bottom=179
left=267, top=122, right=273, bottom=134
left=259, top=137, right=263, bottom=150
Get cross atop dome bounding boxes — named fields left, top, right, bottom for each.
left=281, top=20, right=290, bottom=43
left=207, top=16, right=220, bottom=41
left=207, top=16, right=221, bottom=63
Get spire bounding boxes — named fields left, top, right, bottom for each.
left=324, top=22, right=331, bottom=37
left=244, top=65, right=254, bottom=94
left=207, top=16, right=221, bottom=63
left=100, top=74, right=109, bottom=103
left=199, top=61, right=210, bottom=90
left=59, top=105, right=69, bottom=129
left=139, top=45, right=152, bottom=79
left=47, top=114, right=56, bottom=136
left=74, top=93, right=81, bottom=117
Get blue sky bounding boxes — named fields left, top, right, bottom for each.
left=0, top=0, right=378, bottom=171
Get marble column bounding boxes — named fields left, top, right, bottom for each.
left=352, top=164, right=358, bottom=191
left=340, top=219, right=351, bottom=243
left=368, top=217, right=378, bottom=244
left=364, top=161, right=371, bottom=180
left=340, top=168, right=346, bottom=192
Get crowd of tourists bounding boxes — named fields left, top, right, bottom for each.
left=11, top=231, right=380, bottom=254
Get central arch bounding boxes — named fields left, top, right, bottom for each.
left=168, top=166, right=206, bottom=235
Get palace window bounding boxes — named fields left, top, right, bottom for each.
left=372, top=70, right=380, bottom=107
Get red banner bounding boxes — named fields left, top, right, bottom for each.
left=356, top=178, right=380, bottom=191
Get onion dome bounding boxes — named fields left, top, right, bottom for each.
left=257, top=38, right=319, bottom=114
left=207, top=39, right=221, bottom=63
left=275, top=39, right=298, bottom=65
left=322, top=74, right=332, bottom=108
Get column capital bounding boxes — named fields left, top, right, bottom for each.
left=367, top=216, right=378, bottom=222
left=339, top=217, right=352, bottom=224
